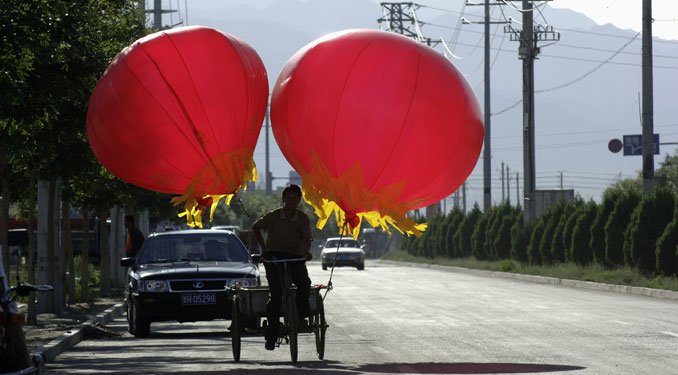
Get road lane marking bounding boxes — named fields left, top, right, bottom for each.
left=661, top=331, right=678, bottom=338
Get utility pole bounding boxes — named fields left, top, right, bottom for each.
left=143, top=0, right=181, bottom=30
left=507, top=166, right=511, bottom=203
left=516, top=172, right=520, bottom=206
left=642, top=0, right=654, bottom=193
left=516, top=172, right=520, bottom=207
left=483, top=0, right=492, bottom=211
left=521, top=0, right=536, bottom=223
left=462, top=183, right=467, bottom=213
left=501, top=162, right=505, bottom=202
left=265, top=107, right=272, bottom=196
left=505, top=1, right=559, bottom=222
left=464, top=1, right=507, bottom=212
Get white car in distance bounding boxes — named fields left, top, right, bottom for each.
left=320, top=237, right=365, bottom=271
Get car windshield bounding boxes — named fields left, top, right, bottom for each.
left=136, top=233, right=250, bottom=264
left=325, top=239, right=360, bottom=248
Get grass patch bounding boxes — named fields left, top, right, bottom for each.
left=381, top=249, right=678, bottom=292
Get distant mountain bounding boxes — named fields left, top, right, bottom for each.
left=179, top=0, right=677, bottom=205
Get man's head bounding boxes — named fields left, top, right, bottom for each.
left=282, top=184, right=302, bottom=209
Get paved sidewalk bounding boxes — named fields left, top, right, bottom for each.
left=31, top=301, right=127, bottom=364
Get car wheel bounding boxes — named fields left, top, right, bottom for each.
left=357, top=263, right=364, bottom=271
left=322, top=264, right=327, bottom=271
left=126, top=297, right=134, bottom=335
left=131, top=299, right=150, bottom=338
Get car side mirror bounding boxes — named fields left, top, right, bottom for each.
left=251, top=254, right=262, bottom=264
left=120, top=257, right=136, bottom=267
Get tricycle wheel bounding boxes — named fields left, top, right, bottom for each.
left=231, top=294, right=241, bottom=362
left=314, top=297, right=326, bottom=359
left=284, top=294, right=298, bottom=364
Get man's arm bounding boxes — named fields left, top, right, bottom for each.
left=251, top=216, right=268, bottom=254
left=302, top=215, right=313, bottom=260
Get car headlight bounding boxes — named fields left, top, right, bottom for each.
left=229, top=277, right=259, bottom=288
left=237, top=277, right=259, bottom=287
left=139, top=280, right=169, bottom=292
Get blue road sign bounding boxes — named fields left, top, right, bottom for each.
left=623, top=134, right=659, bottom=156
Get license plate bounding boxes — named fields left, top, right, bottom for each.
left=181, top=293, right=216, bottom=305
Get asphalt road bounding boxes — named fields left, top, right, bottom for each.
left=44, top=260, right=678, bottom=374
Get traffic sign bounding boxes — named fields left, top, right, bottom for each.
left=608, top=138, right=623, bottom=153
left=623, top=134, right=659, bottom=156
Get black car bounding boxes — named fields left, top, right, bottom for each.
left=120, top=229, right=261, bottom=337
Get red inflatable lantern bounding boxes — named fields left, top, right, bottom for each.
left=271, top=29, right=483, bottom=237
left=87, top=26, right=268, bottom=226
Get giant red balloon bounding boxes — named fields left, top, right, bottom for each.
left=271, top=29, right=483, bottom=235
left=87, top=26, right=268, bottom=225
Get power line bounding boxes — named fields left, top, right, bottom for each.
left=553, top=42, right=678, bottom=59
left=535, top=32, right=640, bottom=94
left=556, top=26, right=678, bottom=44
left=418, top=4, right=678, bottom=44
left=426, top=24, right=678, bottom=68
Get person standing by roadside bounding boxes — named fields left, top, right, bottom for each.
left=124, top=215, right=145, bottom=258
left=252, top=184, right=313, bottom=351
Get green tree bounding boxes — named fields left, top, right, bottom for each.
left=493, top=214, right=515, bottom=260
left=550, top=203, right=577, bottom=263
left=527, top=218, right=545, bottom=265
left=604, top=190, right=640, bottom=267
left=539, top=201, right=568, bottom=264
left=485, top=202, right=513, bottom=260
left=1, top=0, right=147, bottom=307
left=590, top=189, right=622, bottom=266
left=444, top=208, right=464, bottom=258
left=455, top=204, right=481, bottom=257
left=656, top=207, right=678, bottom=276
left=655, top=151, right=678, bottom=193
left=625, top=189, right=675, bottom=274
left=562, top=202, right=585, bottom=262
left=570, top=201, right=598, bottom=265
left=471, top=211, right=490, bottom=260
left=510, top=215, right=529, bottom=263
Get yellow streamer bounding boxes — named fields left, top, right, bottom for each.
left=300, top=152, right=428, bottom=238
left=171, top=149, right=257, bottom=228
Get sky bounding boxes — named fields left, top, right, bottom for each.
left=550, top=0, right=678, bottom=40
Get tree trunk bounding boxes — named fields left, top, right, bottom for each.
left=46, top=177, right=63, bottom=314
left=110, top=207, right=121, bottom=288
left=98, top=210, right=111, bottom=297
left=37, top=180, right=48, bottom=313
left=62, top=200, right=75, bottom=305
left=50, top=177, right=64, bottom=313
left=26, top=171, right=37, bottom=325
left=0, top=145, right=9, bottom=282
left=1, top=175, right=9, bottom=282
left=80, top=209, right=90, bottom=303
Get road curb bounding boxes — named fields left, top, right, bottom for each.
left=32, top=301, right=127, bottom=364
left=378, top=260, right=678, bottom=301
